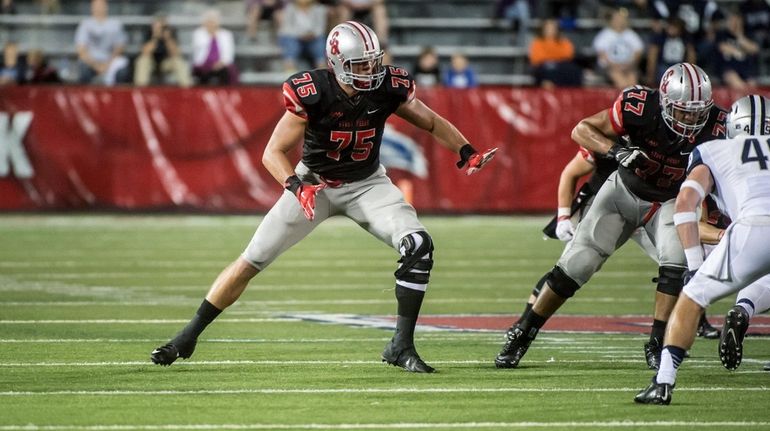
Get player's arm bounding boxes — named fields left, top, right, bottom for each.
left=571, top=109, right=618, bottom=155
left=558, top=152, right=595, bottom=209
left=395, top=97, right=496, bottom=174
left=674, top=164, right=715, bottom=271
left=261, top=111, right=306, bottom=185
left=698, top=203, right=725, bottom=245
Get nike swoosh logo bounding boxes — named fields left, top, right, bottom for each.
left=680, top=151, right=691, bottom=155
left=367, top=108, right=380, bottom=114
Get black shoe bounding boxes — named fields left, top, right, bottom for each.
left=644, top=339, right=662, bottom=370
left=634, top=377, right=673, bottom=405
left=764, top=362, right=770, bottom=372
left=150, top=337, right=197, bottom=366
left=719, top=306, right=749, bottom=371
left=697, top=317, right=720, bottom=339
left=381, top=341, right=435, bottom=373
left=495, top=325, right=536, bottom=369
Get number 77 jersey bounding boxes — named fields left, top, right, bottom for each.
left=608, top=87, right=728, bottom=202
left=282, top=66, right=416, bottom=182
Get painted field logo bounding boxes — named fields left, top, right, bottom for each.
left=0, top=111, right=34, bottom=178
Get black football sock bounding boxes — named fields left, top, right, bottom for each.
left=393, top=285, right=425, bottom=348
left=172, top=299, right=222, bottom=344
left=518, top=309, right=547, bottom=339
left=516, top=273, right=547, bottom=324
left=650, top=319, right=667, bottom=343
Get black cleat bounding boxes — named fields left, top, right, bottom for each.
left=644, top=339, right=662, bottom=370
left=697, top=316, right=720, bottom=339
left=634, top=377, right=673, bottom=405
left=763, top=362, right=770, bottom=372
left=495, top=325, right=535, bottom=369
left=719, top=306, right=749, bottom=370
left=150, top=337, right=197, bottom=366
left=381, top=341, right=435, bottom=373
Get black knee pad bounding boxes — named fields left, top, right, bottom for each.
left=394, top=231, right=434, bottom=284
left=655, top=266, right=685, bottom=296
left=545, top=266, right=581, bottom=299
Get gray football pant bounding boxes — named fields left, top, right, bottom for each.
left=557, top=171, right=686, bottom=287
left=242, top=162, right=426, bottom=271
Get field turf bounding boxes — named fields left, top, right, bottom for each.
left=0, top=215, right=768, bottom=430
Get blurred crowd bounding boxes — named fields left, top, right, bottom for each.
left=1, top=0, right=769, bottom=89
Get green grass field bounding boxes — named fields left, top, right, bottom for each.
left=1, top=215, right=768, bottom=430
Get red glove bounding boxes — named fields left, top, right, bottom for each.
left=456, top=144, right=498, bottom=176
left=285, top=175, right=326, bottom=221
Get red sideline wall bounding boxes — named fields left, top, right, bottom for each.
left=0, top=86, right=748, bottom=212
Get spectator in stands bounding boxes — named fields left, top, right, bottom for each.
left=592, top=8, right=644, bottom=89
left=442, top=52, right=478, bottom=89
left=645, top=17, right=695, bottom=85
left=25, top=49, right=61, bottom=84
left=495, top=0, right=532, bottom=47
left=38, top=0, right=60, bottom=14
left=528, top=18, right=582, bottom=88
left=1, top=0, right=16, bottom=14
left=338, top=0, right=389, bottom=46
left=192, top=9, right=238, bottom=85
left=649, top=1, right=724, bottom=73
left=0, top=41, right=25, bottom=85
left=413, top=46, right=441, bottom=88
left=277, top=0, right=327, bottom=72
left=715, top=11, right=760, bottom=90
left=74, top=0, right=130, bottom=85
left=134, top=13, right=192, bottom=87
left=245, top=0, right=284, bottom=41
left=740, top=0, right=770, bottom=49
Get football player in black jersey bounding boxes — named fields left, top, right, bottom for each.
left=496, top=62, right=726, bottom=370
left=150, top=21, right=496, bottom=373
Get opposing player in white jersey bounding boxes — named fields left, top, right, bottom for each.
left=635, top=94, right=770, bottom=405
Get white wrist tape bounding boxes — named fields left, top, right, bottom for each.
left=673, top=211, right=698, bottom=226
left=557, top=207, right=571, bottom=217
left=684, top=246, right=704, bottom=271
left=680, top=180, right=705, bottom=200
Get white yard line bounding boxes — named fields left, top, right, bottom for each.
left=0, top=387, right=768, bottom=396
left=1, top=423, right=770, bottom=430
left=0, top=318, right=298, bottom=324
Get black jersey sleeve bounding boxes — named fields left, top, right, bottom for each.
left=382, top=65, right=416, bottom=105
left=282, top=71, right=323, bottom=119
left=608, top=86, right=656, bottom=135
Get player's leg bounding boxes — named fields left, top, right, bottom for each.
left=151, top=188, right=331, bottom=366
left=643, top=199, right=689, bottom=369
left=344, top=166, right=434, bottom=372
left=729, top=279, right=770, bottom=369
left=636, top=222, right=770, bottom=403
left=497, top=174, right=637, bottom=368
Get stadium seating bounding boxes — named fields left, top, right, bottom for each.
left=0, top=0, right=766, bottom=86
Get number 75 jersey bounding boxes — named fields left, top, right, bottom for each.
left=690, top=135, right=770, bottom=221
left=608, top=87, right=727, bottom=202
left=282, top=66, right=416, bottom=182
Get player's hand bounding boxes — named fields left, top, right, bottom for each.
left=683, top=269, right=697, bottom=285
left=284, top=175, right=326, bottom=221
left=457, top=144, right=498, bottom=175
left=607, top=144, right=650, bottom=169
left=295, top=183, right=326, bottom=221
left=555, top=217, right=574, bottom=241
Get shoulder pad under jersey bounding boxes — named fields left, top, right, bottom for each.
left=382, top=65, right=416, bottom=104
left=282, top=70, right=325, bottom=118
left=609, top=87, right=659, bottom=135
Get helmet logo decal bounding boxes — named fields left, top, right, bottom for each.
left=329, top=31, right=340, bottom=55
